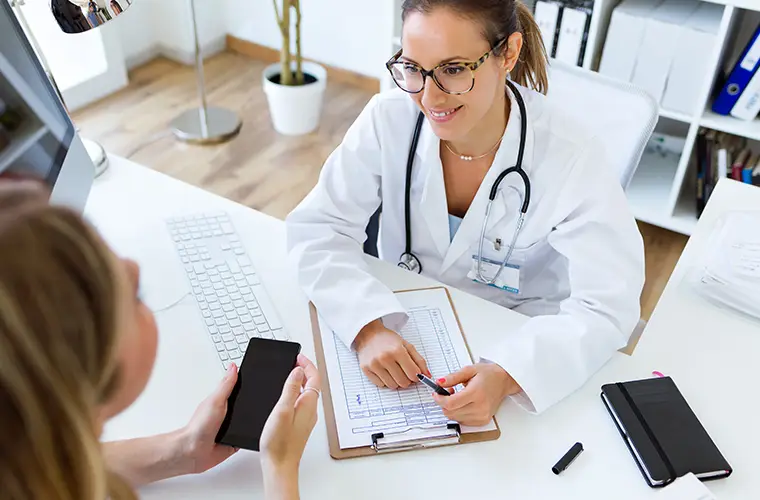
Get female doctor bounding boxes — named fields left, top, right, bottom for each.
left=286, top=0, right=645, bottom=424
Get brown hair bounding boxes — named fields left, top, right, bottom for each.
left=0, top=188, right=136, bottom=500
left=401, top=0, right=549, bottom=94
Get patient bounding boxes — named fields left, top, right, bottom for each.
left=0, top=184, right=317, bottom=500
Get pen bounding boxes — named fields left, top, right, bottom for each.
left=552, top=442, right=584, bottom=475
left=416, top=374, right=450, bottom=396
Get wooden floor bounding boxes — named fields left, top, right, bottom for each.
left=72, top=51, right=689, bottom=320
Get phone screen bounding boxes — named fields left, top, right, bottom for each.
left=215, top=338, right=301, bottom=451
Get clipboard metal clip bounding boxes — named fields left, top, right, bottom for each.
left=370, top=423, right=461, bottom=454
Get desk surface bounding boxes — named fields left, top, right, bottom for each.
left=89, top=158, right=756, bottom=499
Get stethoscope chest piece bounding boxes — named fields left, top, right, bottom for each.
left=398, top=252, right=422, bottom=274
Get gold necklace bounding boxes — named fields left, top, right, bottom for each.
left=443, top=136, right=503, bottom=161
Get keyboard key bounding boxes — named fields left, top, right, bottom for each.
left=193, top=263, right=205, bottom=274
left=233, top=326, right=245, bottom=336
left=190, top=255, right=200, bottom=262
left=209, top=302, right=221, bottom=311
left=247, top=302, right=259, bottom=312
left=241, top=314, right=253, bottom=323
left=223, top=304, right=234, bottom=313
left=205, top=318, right=215, bottom=326
left=224, top=278, right=235, bottom=287
left=193, top=287, right=203, bottom=296
left=214, top=283, right=225, bottom=290
left=220, top=297, right=231, bottom=305
left=221, top=242, right=231, bottom=251
left=216, top=343, right=225, bottom=352
left=212, top=309, right=224, bottom=318
left=243, top=323, right=255, bottom=332
left=242, top=266, right=256, bottom=276
left=207, top=294, right=219, bottom=303
left=235, top=334, right=247, bottom=344
left=182, top=257, right=190, bottom=263
left=229, top=319, right=242, bottom=328
left=208, top=325, right=218, bottom=333
left=233, top=299, right=245, bottom=308
left=210, top=275, right=221, bottom=283
left=202, top=310, right=211, bottom=318
left=237, top=256, right=252, bottom=267
left=217, top=289, right=229, bottom=297
left=234, top=248, right=245, bottom=255
left=225, top=341, right=237, bottom=351
left=208, top=268, right=219, bottom=276
left=230, top=292, right=242, bottom=301
left=243, top=294, right=255, bottom=303
left=219, top=351, right=229, bottom=361
left=211, top=334, right=221, bottom=343
left=226, top=312, right=237, bottom=320
left=236, top=307, right=247, bottom=316
left=221, top=271, right=232, bottom=279
left=246, top=275, right=260, bottom=286
left=220, top=325, right=231, bottom=334
left=181, top=234, right=191, bottom=241
left=215, top=317, right=226, bottom=326
left=229, top=349, right=242, bottom=359
left=222, top=360, right=233, bottom=371
left=222, top=333, right=234, bottom=341
left=187, top=249, right=198, bottom=256
left=254, top=315, right=266, bottom=325
left=256, top=323, right=270, bottom=333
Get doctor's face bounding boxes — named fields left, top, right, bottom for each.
left=400, top=8, right=510, bottom=142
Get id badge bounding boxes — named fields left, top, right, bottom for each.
left=467, top=254, right=520, bottom=293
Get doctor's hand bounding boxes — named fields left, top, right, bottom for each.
left=354, top=320, right=430, bottom=389
left=432, top=363, right=522, bottom=427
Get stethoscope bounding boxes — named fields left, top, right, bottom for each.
left=398, top=80, right=531, bottom=286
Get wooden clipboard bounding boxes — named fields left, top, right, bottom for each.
left=309, top=285, right=501, bottom=460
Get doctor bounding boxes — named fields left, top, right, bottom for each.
left=286, top=0, right=645, bottom=423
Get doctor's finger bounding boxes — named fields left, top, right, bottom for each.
left=397, top=349, right=425, bottom=383
left=386, top=362, right=413, bottom=388
left=438, top=365, right=478, bottom=388
left=433, top=389, right=473, bottom=411
left=404, top=342, right=430, bottom=377
left=442, top=402, right=477, bottom=422
left=364, top=370, right=385, bottom=388
left=370, top=366, right=399, bottom=389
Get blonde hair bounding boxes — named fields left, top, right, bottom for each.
left=402, top=0, right=550, bottom=94
left=0, top=190, right=136, bottom=500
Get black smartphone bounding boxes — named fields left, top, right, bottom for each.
left=215, top=338, right=301, bottom=451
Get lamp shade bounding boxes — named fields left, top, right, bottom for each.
left=51, top=0, right=132, bottom=33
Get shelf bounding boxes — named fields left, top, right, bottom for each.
left=627, top=148, right=679, bottom=214
left=659, top=108, right=692, bottom=124
left=700, top=109, right=760, bottom=141
left=0, top=122, right=48, bottom=175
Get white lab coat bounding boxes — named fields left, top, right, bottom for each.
left=285, top=82, right=645, bottom=415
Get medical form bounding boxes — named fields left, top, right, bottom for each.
left=318, top=287, right=497, bottom=450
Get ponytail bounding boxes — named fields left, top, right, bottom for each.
left=513, top=1, right=549, bottom=95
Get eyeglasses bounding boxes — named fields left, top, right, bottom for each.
left=385, top=40, right=507, bottom=95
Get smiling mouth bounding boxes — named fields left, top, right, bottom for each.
left=429, top=106, right=463, bottom=118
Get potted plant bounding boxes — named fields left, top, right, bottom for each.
left=263, top=0, right=327, bottom=136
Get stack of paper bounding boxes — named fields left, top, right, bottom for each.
left=689, top=211, right=760, bottom=320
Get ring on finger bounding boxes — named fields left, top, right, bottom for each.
left=303, top=387, right=320, bottom=397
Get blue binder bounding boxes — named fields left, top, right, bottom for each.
left=712, top=23, right=760, bottom=115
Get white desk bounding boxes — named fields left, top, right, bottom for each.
left=90, top=158, right=756, bottom=499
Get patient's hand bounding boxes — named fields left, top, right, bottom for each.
left=178, top=363, right=240, bottom=473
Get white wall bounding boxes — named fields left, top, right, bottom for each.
left=224, top=0, right=394, bottom=79
left=116, top=0, right=227, bottom=69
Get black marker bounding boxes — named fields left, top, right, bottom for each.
left=417, top=374, right=450, bottom=396
left=552, top=442, right=584, bottom=475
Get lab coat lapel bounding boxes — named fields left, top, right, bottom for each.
left=415, top=120, right=450, bottom=259
left=439, top=84, right=533, bottom=275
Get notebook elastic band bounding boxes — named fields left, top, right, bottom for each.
left=617, top=382, right=677, bottom=486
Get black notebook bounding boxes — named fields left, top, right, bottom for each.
left=601, top=377, right=732, bottom=488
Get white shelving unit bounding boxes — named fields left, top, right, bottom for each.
left=383, top=0, right=760, bottom=235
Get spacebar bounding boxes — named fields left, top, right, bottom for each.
left=252, top=285, right=284, bottom=331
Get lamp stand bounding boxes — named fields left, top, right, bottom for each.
left=169, top=0, right=241, bottom=144
left=10, top=0, right=109, bottom=177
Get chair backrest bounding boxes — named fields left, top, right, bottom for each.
left=545, top=60, right=659, bottom=189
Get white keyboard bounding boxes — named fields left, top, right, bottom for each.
left=166, top=211, right=289, bottom=369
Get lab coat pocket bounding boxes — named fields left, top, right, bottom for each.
left=469, top=236, right=547, bottom=295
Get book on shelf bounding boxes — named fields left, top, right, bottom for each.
left=696, top=128, right=759, bottom=217
left=533, top=0, right=593, bottom=67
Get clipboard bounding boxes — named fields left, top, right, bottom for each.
left=309, top=286, right=501, bottom=459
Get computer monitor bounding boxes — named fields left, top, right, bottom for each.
left=0, top=1, right=93, bottom=213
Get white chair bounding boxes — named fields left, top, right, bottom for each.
left=545, top=60, right=659, bottom=189
left=546, top=61, right=659, bottom=354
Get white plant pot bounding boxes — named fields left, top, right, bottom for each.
left=262, top=61, right=327, bottom=136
